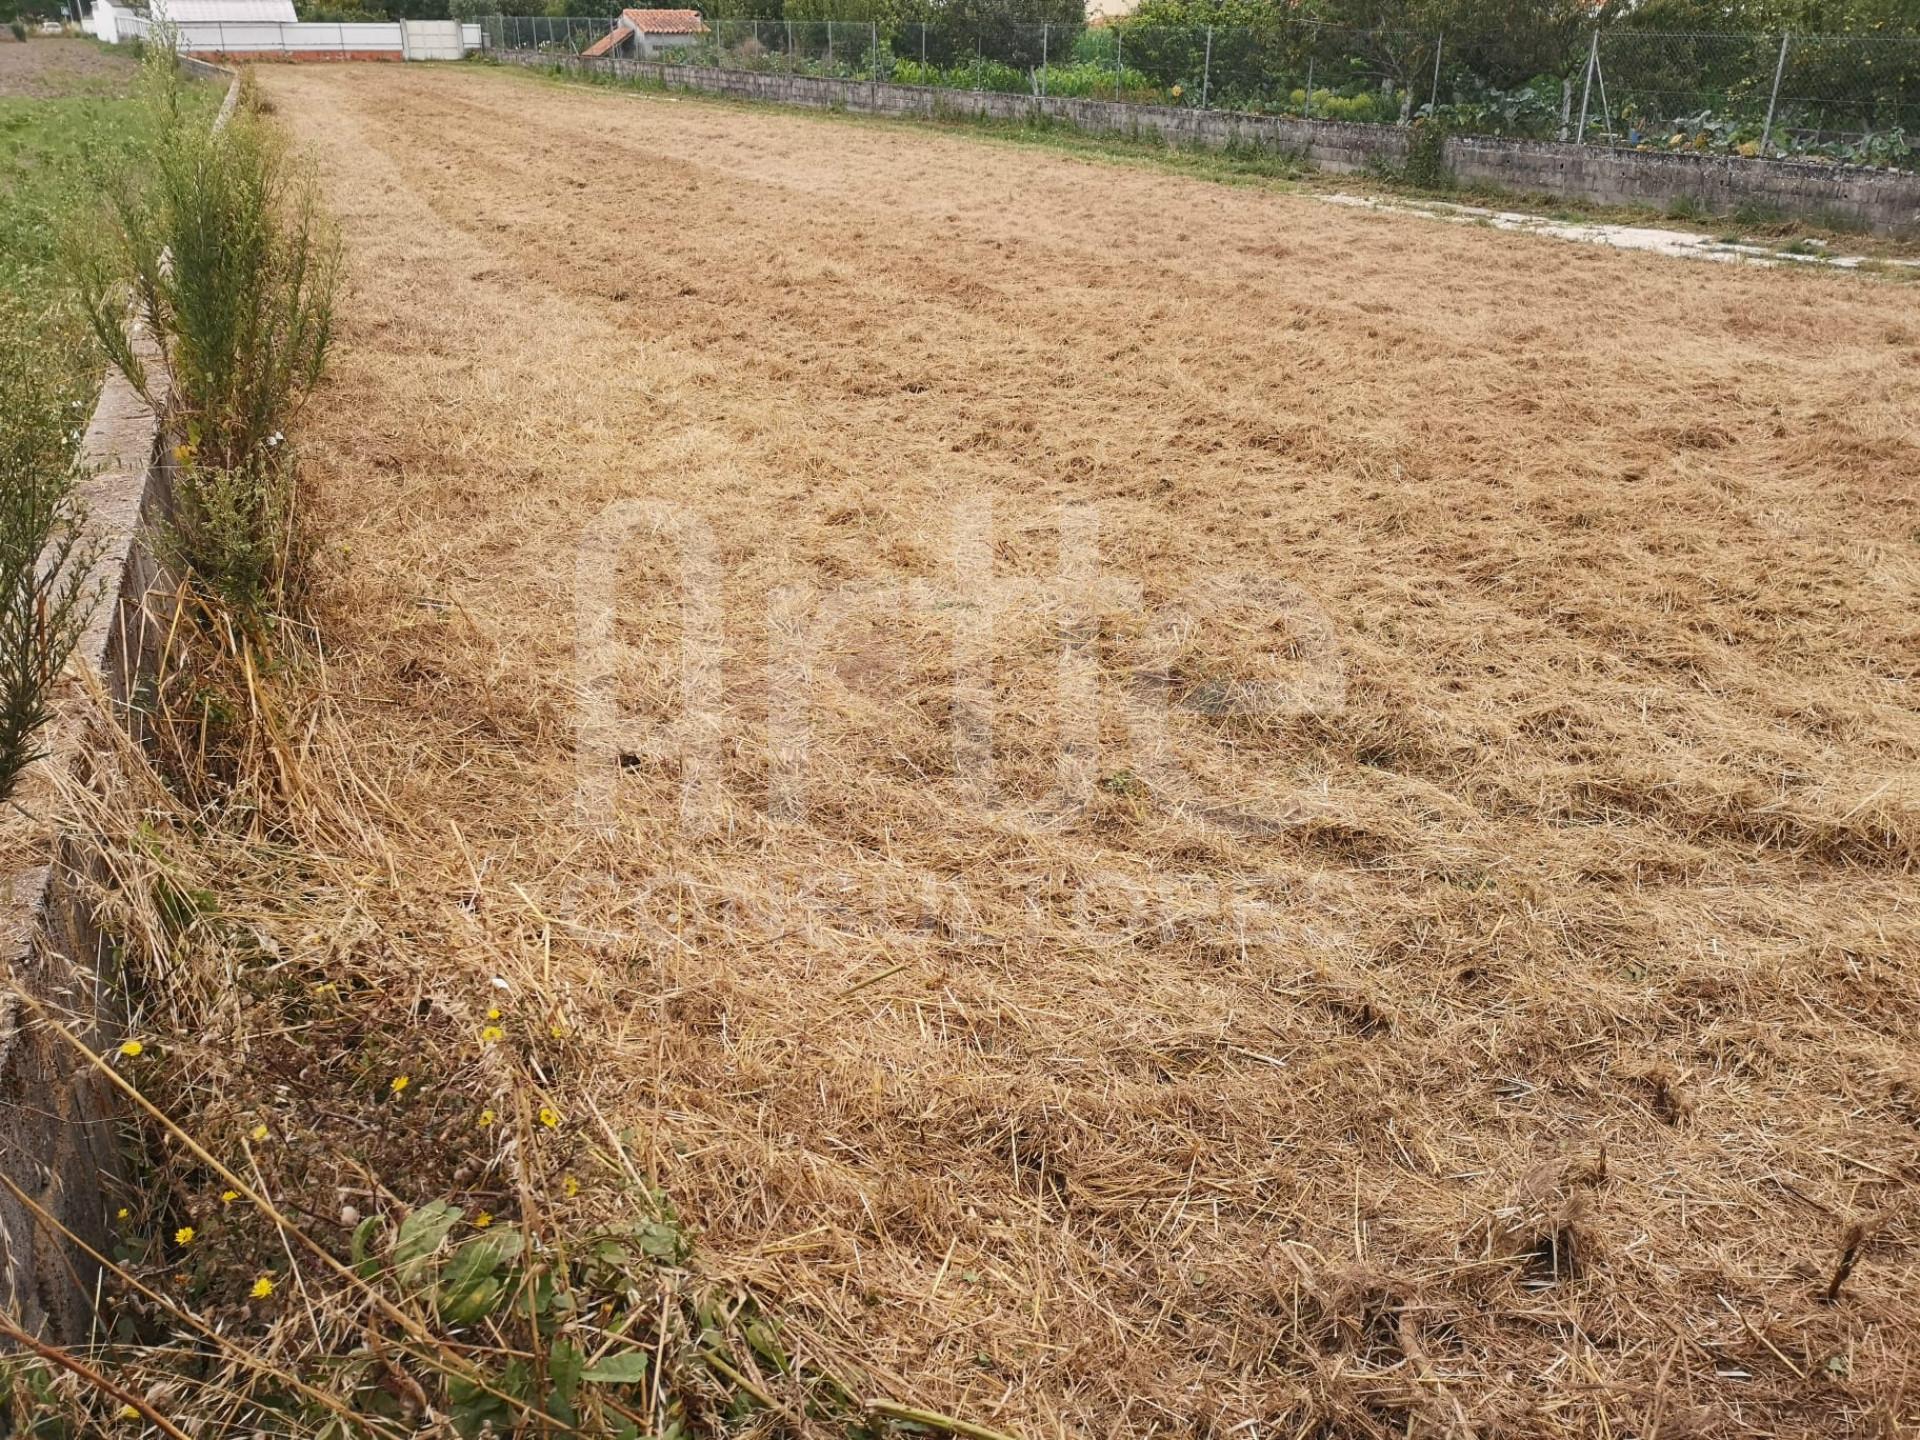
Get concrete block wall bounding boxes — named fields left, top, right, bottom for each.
left=510, top=50, right=1920, bottom=236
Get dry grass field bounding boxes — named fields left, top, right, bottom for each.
left=250, top=61, right=1919, bottom=1439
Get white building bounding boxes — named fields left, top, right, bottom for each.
left=146, top=0, right=299, bottom=24
left=583, top=9, right=709, bottom=59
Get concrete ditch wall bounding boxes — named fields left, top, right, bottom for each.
left=508, top=49, right=1920, bottom=237
left=0, top=330, right=174, bottom=1344
left=0, top=64, right=234, bottom=1345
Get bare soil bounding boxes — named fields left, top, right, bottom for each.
left=0, top=37, right=138, bottom=98
left=262, top=61, right=1920, bottom=1440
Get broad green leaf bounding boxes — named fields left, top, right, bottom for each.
left=549, top=1338, right=584, bottom=1405
left=393, top=1200, right=463, bottom=1282
left=349, top=1214, right=384, bottom=1281
left=446, top=1373, right=510, bottom=1440
left=581, top=1351, right=651, bottom=1385
left=439, top=1274, right=504, bottom=1327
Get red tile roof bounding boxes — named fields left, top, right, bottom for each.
left=620, top=8, right=708, bottom=34
left=584, top=9, right=707, bottom=57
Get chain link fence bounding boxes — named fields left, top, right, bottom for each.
left=486, top=15, right=1920, bottom=168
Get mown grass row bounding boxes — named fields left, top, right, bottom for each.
left=3, top=41, right=1006, bottom=1440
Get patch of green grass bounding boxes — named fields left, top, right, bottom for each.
left=927, top=109, right=1308, bottom=183
left=0, top=66, right=215, bottom=382
left=1854, top=257, right=1920, bottom=282
left=1730, top=198, right=1786, bottom=229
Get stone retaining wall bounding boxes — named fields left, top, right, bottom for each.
left=509, top=50, right=1920, bottom=237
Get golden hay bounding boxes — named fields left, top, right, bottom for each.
left=241, top=60, right=1920, bottom=1438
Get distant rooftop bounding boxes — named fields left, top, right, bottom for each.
left=147, top=0, right=300, bottom=22
left=618, top=9, right=709, bottom=34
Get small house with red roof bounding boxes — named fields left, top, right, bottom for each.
left=583, top=9, right=710, bottom=58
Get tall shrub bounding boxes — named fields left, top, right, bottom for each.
left=0, top=305, right=102, bottom=802
left=74, top=61, right=339, bottom=622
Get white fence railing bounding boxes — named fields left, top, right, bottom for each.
left=101, top=10, right=481, bottom=58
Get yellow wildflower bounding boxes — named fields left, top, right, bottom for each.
left=390, top=1075, right=410, bottom=1094
left=175, top=1226, right=195, bottom=1246
left=486, top=1006, right=502, bottom=1021
left=250, top=1275, right=275, bottom=1299
left=473, top=1212, right=493, bottom=1229
left=250, top=1124, right=270, bottom=1142
left=478, top=1108, right=496, bottom=1127
left=563, top=1175, right=580, bottom=1198
left=221, top=1190, right=239, bottom=1206
left=549, top=1022, right=569, bottom=1039
left=480, top=1025, right=505, bottom=1045
left=116, top=1207, right=130, bottom=1221
left=119, top=1404, right=141, bottom=1420
left=118, top=1040, right=144, bottom=1058
left=538, top=1106, right=561, bottom=1129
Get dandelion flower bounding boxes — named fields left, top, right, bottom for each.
left=486, top=1006, right=502, bottom=1021
left=221, top=1190, right=239, bottom=1206
left=549, top=1021, right=570, bottom=1039
left=478, top=1108, right=496, bottom=1127
left=538, top=1106, right=561, bottom=1129
left=250, top=1124, right=270, bottom=1142
left=479, top=1025, right=505, bottom=1045
left=473, top=1212, right=493, bottom=1229
left=563, top=1175, right=580, bottom=1198
left=390, top=1075, right=410, bottom=1094
left=118, top=1040, right=144, bottom=1058
left=175, top=1226, right=195, bottom=1246
left=116, top=1207, right=130, bottom=1221
left=119, top=1404, right=141, bottom=1420
left=250, top=1275, right=275, bottom=1299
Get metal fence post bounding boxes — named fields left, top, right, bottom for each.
left=1305, top=56, right=1313, bottom=118
left=1040, top=24, right=1047, bottom=97
left=871, top=20, right=878, bottom=83
left=1429, top=33, right=1443, bottom=112
left=826, top=19, right=832, bottom=68
left=1594, top=44, right=1613, bottom=140
left=1576, top=29, right=1596, bottom=141
left=1201, top=25, right=1211, bottom=109
left=1115, top=27, right=1122, bottom=103
left=1761, top=32, right=1790, bottom=155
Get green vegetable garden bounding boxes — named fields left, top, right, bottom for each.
left=492, top=8, right=1920, bottom=168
